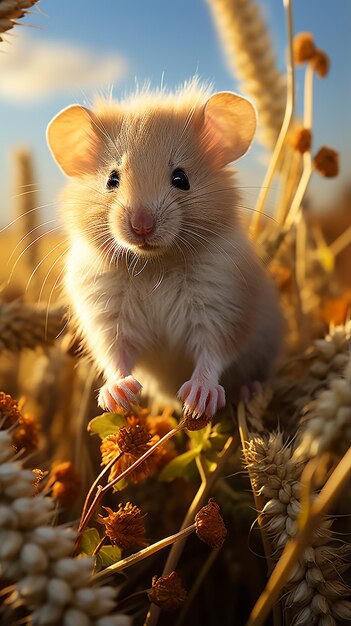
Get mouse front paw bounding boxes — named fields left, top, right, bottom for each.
left=98, top=375, right=142, bottom=413
left=178, top=379, right=226, bottom=420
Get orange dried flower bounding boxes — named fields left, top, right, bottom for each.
left=12, top=413, right=39, bottom=454
left=293, top=32, right=316, bottom=64
left=289, top=126, right=312, bottom=154
left=311, top=49, right=330, bottom=77
left=147, top=414, right=176, bottom=439
left=32, top=468, right=46, bottom=490
left=148, top=571, right=187, bottom=611
left=97, top=502, right=148, bottom=551
left=184, top=413, right=212, bottom=431
left=195, top=498, right=227, bottom=548
left=47, top=461, right=81, bottom=507
left=0, top=392, right=22, bottom=429
left=100, top=417, right=159, bottom=483
left=314, top=147, right=339, bottom=178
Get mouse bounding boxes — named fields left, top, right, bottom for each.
left=47, top=81, right=284, bottom=421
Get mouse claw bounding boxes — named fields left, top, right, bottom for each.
left=98, top=375, right=142, bottom=413
left=240, top=381, right=262, bottom=405
left=178, top=379, right=226, bottom=420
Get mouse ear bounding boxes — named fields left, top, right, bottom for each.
left=203, top=92, right=257, bottom=164
left=47, top=105, right=99, bottom=177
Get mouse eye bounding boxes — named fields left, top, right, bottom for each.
left=171, top=169, right=190, bottom=191
left=106, top=170, right=120, bottom=190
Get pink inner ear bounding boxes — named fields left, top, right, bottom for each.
left=201, top=113, right=228, bottom=165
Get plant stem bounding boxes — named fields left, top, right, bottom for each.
left=284, top=63, right=314, bottom=230
left=175, top=548, right=219, bottom=626
left=93, top=535, right=108, bottom=556
left=145, top=434, right=238, bottom=626
left=251, top=0, right=295, bottom=238
left=329, top=225, right=351, bottom=256
left=93, top=524, right=196, bottom=582
left=246, top=446, right=351, bottom=626
left=79, top=450, right=124, bottom=532
left=77, top=420, right=186, bottom=541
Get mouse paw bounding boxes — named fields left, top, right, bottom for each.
left=240, top=381, right=262, bottom=404
left=178, top=379, right=226, bottom=419
left=98, top=375, right=142, bottom=413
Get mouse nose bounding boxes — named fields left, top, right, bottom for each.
left=130, top=207, right=155, bottom=237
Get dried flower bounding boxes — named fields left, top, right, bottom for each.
left=184, top=413, right=212, bottom=431
left=148, top=571, right=187, bottom=611
left=0, top=301, right=67, bottom=353
left=46, top=461, right=81, bottom=507
left=32, top=468, right=46, bottom=490
left=311, top=49, right=330, bottom=77
left=100, top=418, right=159, bottom=483
left=195, top=499, right=227, bottom=548
left=289, top=126, right=312, bottom=154
left=146, top=413, right=176, bottom=439
left=314, top=147, right=339, bottom=178
left=116, top=418, right=153, bottom=455
left=97, top=503, right=148, bottom=552
left=12, top=412, right=39, bottom=454
left=0, top=392, right=22, bottom=429
left=293, top=32, right=316, bottom=64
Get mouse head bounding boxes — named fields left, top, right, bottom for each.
left=47, top=85, right=256, bottom=260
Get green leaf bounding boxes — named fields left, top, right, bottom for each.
left=88, top=413, right=127, bottom=439
left=97, top=545, right=122, bottom=568
left=80, top=528, right=100, bottom=556
left=112, top=477, right=128, bottom=492
left=159, top=446, right=201, bottom=482
left=188, top=423, right=211, bottom=450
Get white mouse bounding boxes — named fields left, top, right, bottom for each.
left=47, top=82, right=283, bottom=421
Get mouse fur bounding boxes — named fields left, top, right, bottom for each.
left=47, top=81, right=284, bottom=419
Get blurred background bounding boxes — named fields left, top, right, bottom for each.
left=0, top=0, right=350, bottom=297
left=1, top=0, right=350, bottom=215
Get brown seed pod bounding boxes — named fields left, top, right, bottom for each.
left=195, top=498, right=227, bottom=548
left=311, top=49, right=330, bottom=77
left=313, top=147, right=339, bottom=178
left=289, top=126, right=312, bottom=154
left=148, top=571, right=187, bottom=611
left=293, top=32, right=316, bottom=64
left=97, top=503, right=148, bottom=552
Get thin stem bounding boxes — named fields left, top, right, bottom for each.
left=251, top=0, right=295, bottom=237
left=295, top=213, right=307, bottom=307
left=175, top=548, right=219, bottom=626
left=284, top=63, right=314, bottom=230
left=329, top=225, right=351, bottom=256
left=79, top=450, right=124, bottom=531
left=145, top=434, right=238, bottom=626
left=116, top=590, right=149, bottom=610
left=78, top=421, right=186, bottom=539
left=93, top=524, right=196, bottom=582
left=93, top=535, right=108, bottom=556
left=246, top=446, right=351, bottom=626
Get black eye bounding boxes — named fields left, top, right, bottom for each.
left=171, top=168, right=190, bottom=191
left=106, top=170, right=120, bottom=190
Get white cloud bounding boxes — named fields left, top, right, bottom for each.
left=0, top=34, right=127, bottom=103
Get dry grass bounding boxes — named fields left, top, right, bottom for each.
left=0, top=2, right=350, bottom=626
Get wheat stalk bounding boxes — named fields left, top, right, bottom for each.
left=0, top=300, right=67, bottom=352
left=0, top=0, right=40, bottom=40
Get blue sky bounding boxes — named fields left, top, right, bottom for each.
left=0, top=0, right=350, bottom=226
